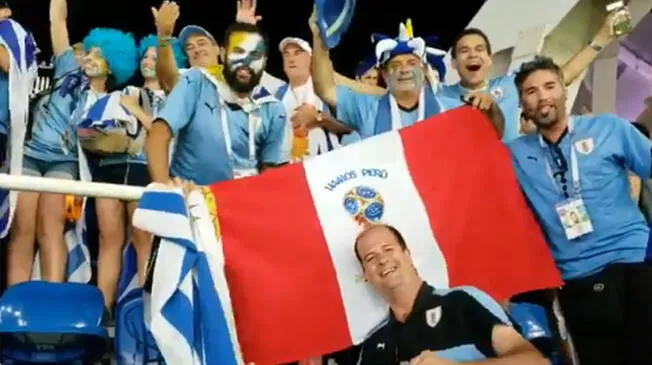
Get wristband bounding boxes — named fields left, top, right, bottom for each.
left=158, top=36, right=174, bottom=47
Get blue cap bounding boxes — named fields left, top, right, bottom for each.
left=315, top=0, right=357, bottom=49
left=178, top=25, right=217, bottom=49
left=355, top=54, right=376, bottom=77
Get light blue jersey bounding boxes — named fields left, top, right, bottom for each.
left=157, top=68, right=287, bottom=185
left=335, top=85, right=442, bottom=140
left=438, top=75, right=520, bottom=142
left=0, top=72, right=8, bottom=135
left=508, top=114, right=651, bottom=280
left=25, top=48, right=83, bottom=162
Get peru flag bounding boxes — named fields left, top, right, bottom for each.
left=135, top=107, right=562, bottom=365
left=209, top=107, right=561, bottom=363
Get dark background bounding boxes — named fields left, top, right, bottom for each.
left=10, top=0, right=485, bottom=79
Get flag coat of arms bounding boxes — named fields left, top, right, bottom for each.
left=137, top=107, right=562, bottom=364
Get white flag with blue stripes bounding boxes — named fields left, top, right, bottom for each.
left=132, top=185, right=244, bottom=365
left=0, top=18, right=38, bottom=237
left=116, top=241, right=140, bottom=304
left=77, top=91, right=144, bottom=157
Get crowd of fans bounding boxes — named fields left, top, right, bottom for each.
left=0, top=0, right=651, bottom=363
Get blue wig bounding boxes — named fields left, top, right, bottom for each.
left=83, top=27, right=138, bottom=86
left=138, top=34, right=188, bottom=69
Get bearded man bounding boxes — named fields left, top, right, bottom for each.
left=146, top=22, right=287, bottom=185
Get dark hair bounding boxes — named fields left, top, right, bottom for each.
left=632, top=122, right=650, bottom=138
left=354, top=224, right=408, bottom=264
left=514, top=56, right=565, bottom=95
left=0, top=1, right=9, bottom=9
left=451, top=28, right=492, bottom=59
left=223, top=22, right=269, bottom=52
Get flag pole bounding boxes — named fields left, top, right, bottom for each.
left=0, top=173, right=145, bottom=201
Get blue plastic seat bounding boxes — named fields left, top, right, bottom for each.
left=0, top=281, right=108, bottom=364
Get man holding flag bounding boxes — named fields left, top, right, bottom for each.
left=309, top=6, right=504, bottom=140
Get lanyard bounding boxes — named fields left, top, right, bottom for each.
left=539, top=116, right=581, bottom=197
left=220, top=100, right=257, bottom=163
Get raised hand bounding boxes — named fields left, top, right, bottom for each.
left=308, top=5, right=319, bottom=36
left=151, top=1, right=180, bottom=37
left=236, top=0, right=262, bottom=25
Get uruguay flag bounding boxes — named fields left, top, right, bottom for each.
left=0, top=18, right=38, bottom=237
left=77, top=91, right=144, bottom=157
left=132, top=186, right=243, bottom=365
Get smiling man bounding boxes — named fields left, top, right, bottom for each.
left=508, top=56, right=652, bottom=364
left=439, top=14, right=620, bottom=142
left=353, top=224, right=549, bottom=365
left=146, top=22, right=287, bottom=185
left=311, top=17, right=504, bottom=140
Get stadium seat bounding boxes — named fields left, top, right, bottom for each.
left=0, top=281, right=108, bottom=364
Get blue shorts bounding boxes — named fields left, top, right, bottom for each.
left=23, top=155, right=78, bottom=180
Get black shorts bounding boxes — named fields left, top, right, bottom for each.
left=93, top=162, right=151, bottom=187
left=558, top=262, right=652, bottom=365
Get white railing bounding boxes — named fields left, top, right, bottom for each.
left=0, top=173, right=144, bottom=200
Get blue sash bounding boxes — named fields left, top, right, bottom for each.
left=374, top=85, right=441, bottom=136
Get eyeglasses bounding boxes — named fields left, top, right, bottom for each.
left=550, top=144, right=569, bottom=198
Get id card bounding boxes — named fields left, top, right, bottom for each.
left=555, top=198, right=593, bottom=240
left=233, top=168, right=258, bottom=179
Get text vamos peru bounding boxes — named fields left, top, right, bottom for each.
left=324, top=168, right=389, bottom=191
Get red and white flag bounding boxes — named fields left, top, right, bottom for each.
left=199, top=107, right=563, bottom=364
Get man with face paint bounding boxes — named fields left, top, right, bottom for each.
left=439, top=12, right=621, bottom=143
left=7, top=0, right=137, bottom=293
left=352, top=224, right=548, bottom=364
left=152, top=0, right=284, bottom=95
left=146, top=21, right=287, bottom=186
left=509, top=57, right=652, bottom=364
left=311, top=15, right=504, bottom=140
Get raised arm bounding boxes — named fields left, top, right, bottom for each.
left=49, top=0, right=71, bottom=57
left=309, top=9, right=337, bottom=110
left=334, top=72, right=386, bottom=96
left=561, top=11, right=617, bottom=86
left=152, top=1, right=181, bottom=93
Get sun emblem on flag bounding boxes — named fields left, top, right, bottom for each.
left=200, top=186, right=221, bottom=240
left=343, top=186, right=385, bottom=228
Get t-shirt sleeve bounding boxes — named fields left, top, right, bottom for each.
left=156, top=69, right=202, bottom=136
left=335, top=85, right=379, bottom=137
left=608, top=114, right=652, bottom=178
left=458, top=288, right=508, bottom=356
left=53, top=48, right=80, bottom=78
